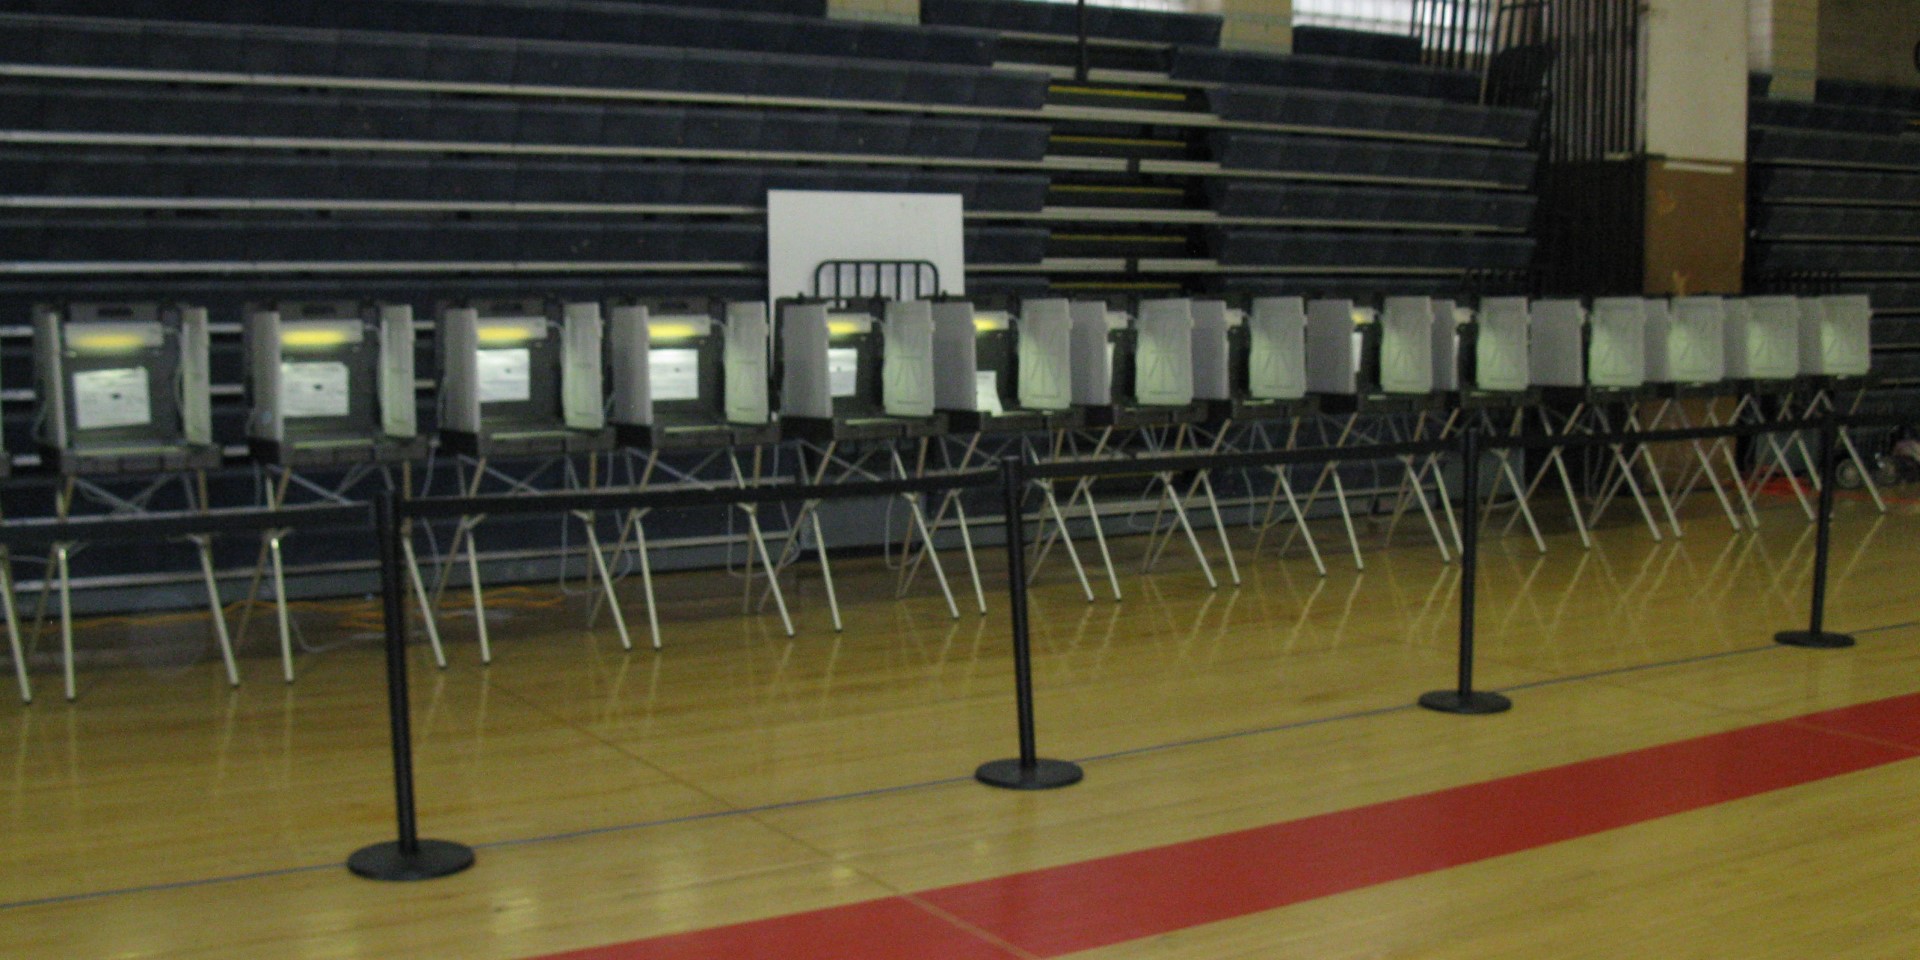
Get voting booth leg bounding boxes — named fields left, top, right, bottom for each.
left=56, top=544, right=76, bottom=702
left=266, top=533, right=294, bottom=682
left=1485, top=409, right=1547, bottom=554
left=1624, top=409, right=1684, bottom=538
left=0, top=550, right=26, bottom=703
left=1662, top=401, right=1744, bottom=533
left=1533, top=406, right=1594, bottom=549
left=1031, top=428, right=1121, bottom=601
left=575, top=511, right=632, bottom=651
left=398, top=525, right=448, bottom=667
left=625, top=511, right=663, bottom=650
left=1738, top=397, right=1815, bottom=522
left=1037, top=477, right=1098, bottom=602
left=1776, top=418, right=1856, bottom=650
left=1250, top=422, right=1328, bottom=576
left=1147, top=426, right=1240, bottom=587
left=1422, top=427, right=1512, bottom=716
left=350, top=492, right=476, bottom=881
left=1586, top=408, right=1664, bottom=543
left=0, top=550, right=24, bottom=707
left=1824, top=389, right=1886, bottom=513
left=977, top=456, right=1083, bottom=791
left=1275, top=414, right=1365, bottom=571
left=1270, top=468, right=1328, bottom=575
left=724, top=451, right=795, bottom=638
left=190, top=535, right=240, bottom=688
left=1702, top=401, right=1763, bottom=528
left=891, top=447, right=961, bottom=620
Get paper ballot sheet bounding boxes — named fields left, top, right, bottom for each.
left=476, top=348, right=532, bottom=403
left=72, top=367, right=154, bottom=430
left=280, top=361, right=352, bottom=418
left=976, top=371, right=1004, bottom=416
left=828, top=348, right=860, bottom=398
left=648, top=349, right=701, bottom=402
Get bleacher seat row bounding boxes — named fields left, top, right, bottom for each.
left=0, top=150, right=1054, bottom=212
left=920, top=0, right=1222, bottom=47
left=0, top=83, right=1054, bottom=163
left=0, top=14, right=1048, bottom=111
left=1210, top=132, right=1538, bottom=190
left=1205, top=181, right=1536, bottom=232
left=1207, top=86, right=1536, bottom=146
left=0, top=220, right=1052, bottom=270
left=1171, top=47, right=1480, bottom=104
left=0, top=0, right=999, bottom=67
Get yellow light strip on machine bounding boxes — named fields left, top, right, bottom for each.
left=647, top=321, right=704, bottom=342
left=280, top=328, right=352, bottom=348
left=477, top=323, right=540, bottom=344
left=68, top=332, right=149, bottom=352
left=827, top=318, right=872, bottom=338
left=973, top=314, right=1009, bottom=333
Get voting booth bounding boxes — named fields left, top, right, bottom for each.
left=1444, top=297, right=1532, bottom=395
left=779, top=299, right=948, bottom=444
left=933, top=298, right=1081, bottom=435
left=1075, top=298, right=1207, bottom=429
left=772, top=297, right=964, bottom=628
left=1727, top=297, right=1804, bottom=382
left=1304, top=299, right=1380, bottom=400
left=1800, top=295, right=1872, bottom=378
left=604, top=299, right=792, bottom=648
left=438, top=299, right=611, bottom=458
left=245, top=301, right=424, bottom=467
left=30, top=302, right=231, bottom=701
left=1211, top=296, right=1312, bottom=423
left=240, top=300, right=429, bottom=682
left=429, top=298, right=629, bottom=664
left=34, top=302, right=219, bottom=475
left=609, top=299, right=779, bottom=450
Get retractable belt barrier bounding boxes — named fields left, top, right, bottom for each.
left=7, top=412, right=1885, bottom=882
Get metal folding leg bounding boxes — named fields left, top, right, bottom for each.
left=1733, top=394, right=1815, bottom=521
left=0, top=547, right=25, bottom=703
left=1808, top=387, right=1887, bottom=513
left=1134, top=424, right=1224, bottom=588
left=1582, top=406, right=1675, bottom=540
left=1265, top=413, right=1365, bottom=571
left=1032, top=427, right=1122, bottom=600
left=1249, top=418, right=1327, bottom=576
left=1475, top=407, right=1546, bottom=553
left=1383, top=408, right=1460, bottom=560
left=894, top=436, right=984, bottom=614
left=1510, top=404, right=1594, bottom=549
left=1645, top=398, right=1743, bottom=533
left=429, top=454, right=630, bottom=663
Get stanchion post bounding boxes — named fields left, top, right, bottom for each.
left=1420, top=423, right=1512, bottom=715
left=977, top=455, right=1083, bottom=790
left=1776, top=414, right=1856, bottom=649
left=348, top=489, right=476, bottom=881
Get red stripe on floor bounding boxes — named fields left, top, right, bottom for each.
left=531, top=692, right=1920, bottom=960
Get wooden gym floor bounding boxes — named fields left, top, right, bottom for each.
left=1, top=489, right=1917, bottom=959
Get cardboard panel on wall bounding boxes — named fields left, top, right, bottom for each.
left=1643, top=157, right=1746, bottom=296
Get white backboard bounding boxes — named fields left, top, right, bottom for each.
left=768, top=191, right=966, bottom=303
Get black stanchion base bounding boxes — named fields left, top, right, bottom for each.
left=347, top=839, right=476, bottom=882
left=1774, top=630, right=1856, bottom=649
left=975, top=758, right=1084, bottom=790
left=1418, top=690, right=1513, bottom=715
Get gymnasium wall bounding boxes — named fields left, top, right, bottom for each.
left=1818, top=0, right=1920, bottom=89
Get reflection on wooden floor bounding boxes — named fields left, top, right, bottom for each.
left=1, top=494, right=1917, bottom=959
